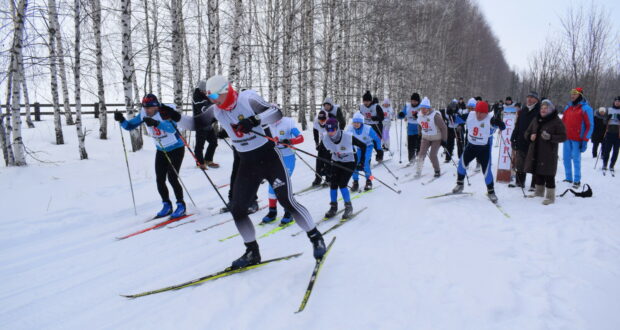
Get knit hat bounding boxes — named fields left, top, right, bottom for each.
left=325, top=118, right=339, bottom=132
left=317, top=110, right=327, bottom=121
left=383, top=97, right=391, bottom=106
left=570, top=87, right=584, bottom=95
left=197, top=80, right=207, bottom=91
left=614, top=96, right=620, bottom=102
left=527, top=91, right=539, bottom=100
left=411, top=93, right=420, bottom=102
left=475, top=101, right=489, bottom=113
left=466, top=98, right=477, bottom=108
left=505, top=96, right=512, bottom=102
left=352, top=112, right=365, bottom=124
left=141, top=94, right=160, bottom=107
left=419, top=96, right=431, bottom=109
left=474, top=96, right=482, bottom=101
left=323, top=97, right=334, bottom=106
left=541, top=99, right=555, bottom=111
left=363, top=91, right=372, bottom=102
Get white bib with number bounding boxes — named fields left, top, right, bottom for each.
left=419, top=110, right=439, bottom=136
left=466, top=112, right=492, bottom=145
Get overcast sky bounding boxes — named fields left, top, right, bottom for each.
left=476, top=0, right=620, bottom=72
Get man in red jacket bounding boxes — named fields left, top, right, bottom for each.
left=562, top=87, right=594, bottom=188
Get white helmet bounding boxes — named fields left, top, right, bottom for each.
left=205, top=75, right=230, bottom=96
left=598, top=107, right=607, bottom=115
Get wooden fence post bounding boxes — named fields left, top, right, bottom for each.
left=34, top=102, right=41, bottom=121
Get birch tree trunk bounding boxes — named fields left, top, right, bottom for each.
left=47, top=0, right=64, bottom=145
left=228, top=0, right=243, bottom=84
left=9, top=0, right=27, bottom=166
left=306, top=0, right=316, bottom=119
left=281, top=0, right=294, bottom=117
left=207, top=0, right=219, bottom=77
left=170, top=0, right=184, bottom=109
left=143, top=0, right=153, bottom=93
left=121, top=0, right=143, bottom=151
left=74, top=0, right=87, bottom=159
left=20, top=54, right=34, bottom=129
left=153, top=4, right=162, bottom=97
left=4, top=43, right=16, bottom=165
left=91, top=0, right=107, bottom=139
left=48, top=0, right=75, bottom=125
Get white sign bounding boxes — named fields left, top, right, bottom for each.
left=498, top=112, right=516, bottom=170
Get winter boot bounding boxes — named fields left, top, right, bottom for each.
left=434, top=170, right=441, bottom=178
left=280, top=210, right=293, bottom=226
left=206, top=161, right=220, bottom=168
left=156, top=201, right=173, bottom=218
left=562, top=179, right=573, bottom=184
left=452, top=182, right=464, bottom=194
left=261, top=207, right=277, bottom=224
left=351, top=180, right=359, bottom=192
left=572, top=181, right=581, bottom=189
left=364, top=179, right=373, bottom=191
left=487, top=189, right=498, bottom=203
left=170, top=201, right=186, bottom=218
left=307, top=228, right=327, bottom=260
left=529, top=184, right=545, bottom=198
left=247, top=200, right=259, bottom=214
left=342, top=202, right=353, bottom=219
left=324, top=202, right=338, bottom=218
left=542, top=188, right=555, bottom=205
left=312, top=176, right=322, bottom=187
left=602, top=166, right=608, bottom=175
left=230, top=241, right=261, bottom=270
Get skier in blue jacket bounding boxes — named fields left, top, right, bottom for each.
left=347, top=112, right=382, bottom=191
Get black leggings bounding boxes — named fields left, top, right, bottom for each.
left=446, top=127, right=456, bottom=159
left=155, top=147, right=184, bottom=203
left=371, top=123, right=384, bottom=160
left=330, top=161, right=356, bottom=189
left=407, top=134, right=420, bottom=161
left=194, top=129, right=218, bottom=163
left=231, top=142, right=315, bottom=242
left=315, top=142, right=332, bottom=181
left=535, top=174, right=556, bottom=189
left=602, top=132, right=620, bottom=168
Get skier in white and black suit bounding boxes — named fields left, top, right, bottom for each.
left=191, top=75, right=326, bottom=269
left=358, top=91, right=385, bottom=162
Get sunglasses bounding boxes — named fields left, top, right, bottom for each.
left=208, top=83, right=229, bottom=99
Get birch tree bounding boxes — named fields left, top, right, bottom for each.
left=48, top=0, right=75, bottom=125
left=47, top=0, right=64, bottom=145
left=90, top=0, right=107, bottom=139
left=74, top=0, right=87, bottom=159
left=9, top=0, right=28, bottom=166
left=228, top=0, right=243, bottom=84
left=121, top=0, right=143, bottom=151
left=170, top=0, right=184, bottom=109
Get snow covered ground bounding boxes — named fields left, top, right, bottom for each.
left=1, top=116, right=619, bottom=330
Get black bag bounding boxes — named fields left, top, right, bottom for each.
left=559, top=184, right=593, bottom=198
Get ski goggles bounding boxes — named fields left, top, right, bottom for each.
left=207, top=83, right=229, bottom=99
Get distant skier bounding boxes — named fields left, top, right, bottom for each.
left=452, top=101, right=506, bottom=203
left=601, top=96, right=620, bottom=175
left=358, top=91, right=385, bottom=162
left=415, top=97, right=448, bottom=178
left=192, top=75, right=326, bottom=269
left=322, top=118, right=368, bottom=219
left=397, top=93, right=422, bottom=163
left=347, top=112, right=382, bottom=191
left=261, top=116, right=304, bottom=225
left=114, top=94, right=186, bottom=219
left=381, top=97, right=394, bottom=151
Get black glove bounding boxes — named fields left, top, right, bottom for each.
left=371, top=116, right=379, bottom=121
left=114, top=111, right=126, bottom=122
left=280, top=138, right=292, bottom=145
left=236, top=116, right=261, bottom=133
left=159, top=105, right=181, bottom=122
left=490, top=117, right=503, bottom=127
left=143, top=117, right=159, bottom=127
left=397, top=112, right=405, bottom=119
left=217, top=128, right=228, bottom=139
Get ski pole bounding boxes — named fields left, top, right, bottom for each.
left=377, top=156, right=399, bottom=180
left=294, top=149, right=355, bottom=191
left=250, top=129, right=402, bottom=194
left=399, top=119, right=403, bottom=163
left=155, top=139, right=197, bottom=207
left=594, top=146, right=601, bottom=169
left=119, top=125, right=138, bottom=215
left=174, top=126, right=229, bottom=209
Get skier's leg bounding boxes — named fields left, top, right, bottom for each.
left=205, top=128, right=218, bottom=163
left=572, top=140, right=582, bottom=182
left=154, top=150, right=171, bottom=203
left=416, top=138, right=430, bottom=174
left=428, top=140, right=441, bottom=172
left=231, top=153, right=263, bottom=243
left=364, top=147, right=373, bottom=179
left=166, top=147, right=185, bottom=203
left=352, top=148, right=362, bottom=181
left=194, top=130, right=207, bottom=165
left=611, top=135, right=620, bottom=168
left=407, top=134, right=415, bottom=161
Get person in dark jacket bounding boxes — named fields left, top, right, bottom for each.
left=192, top=80, right=219, bottom=168
left=601, top=96, right=620, bottom=174
left=524, top=99, right=567, bottom=205
left=510, top=91, right=540, bottom=190
left=591, top=106, right=607, bottom=158
left=443, top=99, right=459, bottom=162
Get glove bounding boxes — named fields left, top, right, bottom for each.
left=580, top=141, right=588, bottom=153
left=217, top=128, right=228, bottom=139
left=371, top=116, right=379, bottom=121
left=159, top=106, right=181, bottom=122
left=236, top=115, right=260, bottom=133
left=280, top=138, right=292, bottom=145
left=114, top=111, right=126, bottom=122
left=541, top=130, right=551, bottom=140
left=143, top=117, right=159, bottom=127
left=441, top=140, right=448, bottom=149
left=397, top=112, right=405, bottom=119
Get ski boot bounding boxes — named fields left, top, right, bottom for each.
left=452, top=182, right=464, bottom=194
left=156, top=201, right=173, bottom=218
left=312, top=177, right=322, bottom=187
left=307, top=228, right=326, bottom=260
left=247, top=200, right=259, bottom=214
left=572, top=181, right=581, bottom=189
left=602, top=166, right=608, bottom=175
left=487, top=189, right=498, bottom=203
left=364, top=179, right=373, bottom=191
left=170, top=201, right=186, bottom=218
left=434, top=170, right=441, bottom=178
left=611, top=168, right=615, bottom=176
left=280, top=210, right=293, bottom=226
left=230, top=241, right=261, bottom=270
left=351, top=180, right=360, bottom=192
left=261, top=207, right=277, bottom=224
left=342, top=202, right=353, bottom=219
left=324, top=202, right=338, bottom=218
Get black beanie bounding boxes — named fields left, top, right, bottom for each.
left=615, top=96, right=620, bottom=102
left=410, top=93, right=420, bottom=102
left=363, top=91, right=372, bottom=102
left=505, top=96, right=512, bottom=102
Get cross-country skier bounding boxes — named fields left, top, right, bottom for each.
left=601, top=96, right=620, bottom=175
left=322, top=118, right=368, bottom=219
left=415, top=97, right=448, bottom=178
left=192, top=75, right=326, bottom=268
left=452, top=101, right=506, bottom=202
left=114, top=94, right=186, bottom=219
left=358, top=91, right=385, bottom=162
left=381, top=98, right=394, bottom=151
left=397, top=93, right=422, bottom=163
left=261, top=116, right=304, bottom=225
left=348, top=112, right=382, bottom=191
